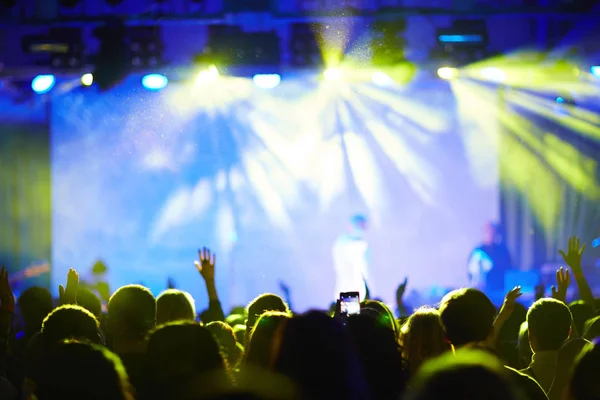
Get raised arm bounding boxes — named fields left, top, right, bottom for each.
left=559, top=236, right=595, bottom=313
left=195, top=247, right=225, bottom=322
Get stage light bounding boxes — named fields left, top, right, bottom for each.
left=31, top=75, right=56, bottom=94
left=480, top=67, right=505, bottom=83
left=591, top=66, right=600, bottom=77
left=195, top=65, right=220, bottom=85
left=437, top=67, right=458, bottom=80
left=253, top=74, right=281, bottom=89
left=371, top=71, right=393, bottom=86
left=324, top=68, right=343, bottom=81
left=141, top=73, right=168, bottom=91
left=81, top=73, right=94, bottom=86
left=556, top=96, right=564, bottom=103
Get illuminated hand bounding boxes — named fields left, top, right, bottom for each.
left=195, top=247, right=215, bottom=282
left=559, top=236, right=586, bottom=272
left=59, top=268, right=79, bottom=305
left=0, top=266, right=15, bottom=308
left=551, top=267, right=570, bottom=303
left=499, top=286, right=522, bottom=317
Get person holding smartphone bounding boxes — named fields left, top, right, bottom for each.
left=332, top=214, right=371, bottom=302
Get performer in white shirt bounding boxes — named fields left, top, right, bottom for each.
left=332, top=214, right=371, bottom=301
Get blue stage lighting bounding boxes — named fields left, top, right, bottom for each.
left=31, top=75, right=56, bottom=94
left=556, top=96, right=565, bottom=103
left=252, top=74, right=281, bottom=89
left=591, top=66, right=600, bottom=77
left=141, top=73, right=168, bottom=91
left=438, top=34, right=484, bottom=44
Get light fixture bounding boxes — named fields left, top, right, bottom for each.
left=31, top=75, right=56, bottom=94
left=253, top=74, right=281, bottom=89
left=141, top=73, right=168, bottom=91
left=81, top=73, right=94, bottom=86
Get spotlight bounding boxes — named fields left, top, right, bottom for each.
left=324, top=68, right=343, bottom=81
left=141, top=73, right=168, bottom=91
left=437, top=67, right=458, bottom=80
left=253, top=74, right=281, bottom=89
left=591, top=66, right=600, bottom=77
left=81, top=73, right=94, bottom=86
left=371, top=71, right=393, bottom=86
left=480, top=67, right=505, bottom=83
left=195, top=65, right=219, bottom=85
left=31, top=75, right=56, bottom=94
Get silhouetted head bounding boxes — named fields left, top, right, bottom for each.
left=439, top=288, right=496, bottom=347
left=583, top=316, right=600, bottom=341
left=401, top=307, right=451, bottom=376
left=569, top=340, right=600, bottom=400
left=144, top=322, right=230, bottom=399
left=18, top=287, right=54, bottom=330
left=41, top=305, right=102, bottom=346
left=206, top=321, right=242, bottom=368
left=361, top=300, right=399, bottom=338
left=347, top=313, right=408, bottom=399
left=107, top=285, right=156, bottom=343
left=517, top=322, right=532, bottom=369
left=156, top=289, right=196, bottom=325
left=272, top=311, right=368, bottom=400
left=76, top=288, right=103, bottom=319
left=243, top=311, right=291, bottom=369
left=569, top=300, right=594, bottom=339
left=527, top=298, right=572, bottom=352
left=246, top=294, right=290, bottom=334
left=406, top=349, right=519, bottom=400
left=32, top=340, right=133, bottom=400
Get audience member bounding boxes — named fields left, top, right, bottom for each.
left=347, top=313, right=408, bottom=399
left=548, top=338, right=590, bottom=400
left=569, top=339, right=600, bottom=400
left=439, top=288, right=548, bottom=400
left=143, top=322, right=231, bottom=400
left=272, top=311, right=368, bottom=400
left=76, top=288, right=103, bottom=319
left=206, top=321, right=243, bottom=368
left=400, top=307, right=451, bottom=377
left=41, top=304, right=102, bottom=345
left=569, top=300, right=594, bottom=338
left=245, top=294, right=290, bottom=340
left=523, top=298, right=573, bottom=392
left=107, top=284, right=156, bottom=393
left=156, top=289, right=196, bottom=325
left=406, top=349, right=520, bottom=400
left=31, top=340, right=133, bottom=400
left=243, top=311, right=290, bottom=368
left=16, top=287, right=53, bottom=354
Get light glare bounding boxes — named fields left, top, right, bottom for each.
left=81, top=73, right=94, bottom=86
left=480, top=67, right=506, bottom=83
left=142, top=74, right=168, bottom=91
left=196, top=65, right=220, bottom=85
left=437, top=67, right=458, bottom=80
left=253, top=74, right=281, bottom=89
left=31, top=74, right=56, bottom=94
left=371, top=71, right=393, bottom=86
left=324, top=68, right=343, bottom=81
left=591, top=66, right=600, bottom=77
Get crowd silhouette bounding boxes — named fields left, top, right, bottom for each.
left=0, top=237, right=599, bottom=399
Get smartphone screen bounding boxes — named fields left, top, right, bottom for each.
left=339, top=291, right=361, bottom=316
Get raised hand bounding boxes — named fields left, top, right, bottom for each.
left=396, top=277, right=408, bottom=303
left=551, top=267, right=570, bottom=303
left=559, top=236, right=585, bottom=271
left=0, top=266, right=15, bottom=308
left=59, top=268, right=79, bottom=305
left=195, top=247, right=215, bottom=282
left=500, top=286, right=522, bottom=316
